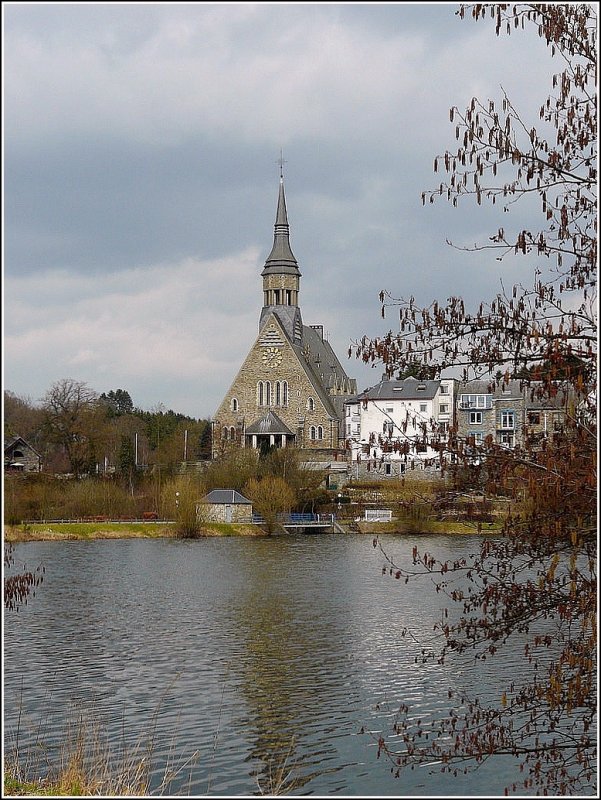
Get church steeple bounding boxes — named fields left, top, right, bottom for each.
left=261, top=172, right=301, bottom=277
left=260, top=161, right=303, bottom=343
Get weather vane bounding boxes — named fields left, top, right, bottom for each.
left=277, top=149, right=287, bottom=180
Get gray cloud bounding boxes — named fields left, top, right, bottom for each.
left=4, top=3, right=557, bottom=417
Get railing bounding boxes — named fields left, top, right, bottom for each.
left=21, top=517, right=172, bottom=525
left=252, top=513, right=334, bottom=526
left=364, top=509, right=393, bottom=522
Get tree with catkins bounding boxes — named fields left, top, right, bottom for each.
left=355, top=4, right=597, bottom=795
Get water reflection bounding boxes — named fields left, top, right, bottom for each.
left=3, top=534, right=585, bottom=796
left=226, top=538, right=355, bottom=793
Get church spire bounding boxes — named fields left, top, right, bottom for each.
left=261, top=154, right=300, bottom=277
left=259, top=158, right=303, bottom=342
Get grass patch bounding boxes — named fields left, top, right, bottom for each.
left=4, top=522, right=266, bottom=541
left=4, top=691, right=200, bottom=797
left=353, top=519, right=502, bottom=535
left=4, top=523, right=176, bottom=542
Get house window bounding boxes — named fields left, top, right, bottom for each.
left=439, top=404, right=449, bottom=414
left=310, top=426, right=316, bottom=440
left=440, top=384, right=449, bottom=394
left=307, top=397, right=315, bottom=411
left=419, top=403, right=427, bottom=413
left=528, top=412, right=540, bottom=425
left=385, top=463, right=392, bottom=475
left=501, top=411, right=515, bottom=429
left=461, top=394, right=491, bottom=409
left=470, top=411, right=483, bottom=424
left=499, top=431, right=514, bottom=448
left=473, top=432, right=483, bottom=444
left=317, top=426, right=324, bottom=440
left=383, top=421, right=394, bottom=436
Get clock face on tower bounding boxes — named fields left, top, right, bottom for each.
left=262, top=346, right=283, bottom=368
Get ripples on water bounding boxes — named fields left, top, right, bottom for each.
left=2, top=534, right=565, bottom=796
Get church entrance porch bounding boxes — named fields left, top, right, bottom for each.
left=244, top=410, right=295, bottom=451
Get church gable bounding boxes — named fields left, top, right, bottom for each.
left=213, top=314, right=341, bottom=451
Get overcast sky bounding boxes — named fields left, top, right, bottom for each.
left=3, top=2, right=556, bottom=418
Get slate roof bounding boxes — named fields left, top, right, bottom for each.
left=356, top=377, right=441, bottom=402
left=201, top=489, right=252, bottom=505
left=261, top=177, right=301, bottom=277
left=4, top=435, right=41, bottom=457
left=245, top=410, right=294, bottom=435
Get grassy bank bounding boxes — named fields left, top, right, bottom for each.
left=351, top=519, right=502, bottom=535
left=4, top=521, right=264, bottom=542
left=4, top=518, right=501, bottom=542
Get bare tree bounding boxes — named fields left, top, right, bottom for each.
left=41, top=379, right=102, bottom=477
left=244, top=476, right=296, bottom=535
left=355, top=5, right=596, bottom=795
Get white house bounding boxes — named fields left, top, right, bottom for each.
left=345, top=377, right=456, bottom=479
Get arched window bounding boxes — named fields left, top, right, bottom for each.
left=317, top=426, right=324, bottom=440
left=265, top=381, right=271, bottom=406
left=307, top=397, right=315, bottom=411
left=222, top=426, right=229, bottom=440
left=231, top=398, right=238, bottom=412
left=275, top=382, right=281, bottom=406
left=310, top=426, right=317, bottom=440
left=282, top=381, right=288, bottom=406
left=230, top=427, right=236, bottom=440
left=257, top=382, right=264, bottom=406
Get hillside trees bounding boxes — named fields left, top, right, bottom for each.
left=356, top=4, right=596, bottom=795
left=4, top=382, right=212, bottom=520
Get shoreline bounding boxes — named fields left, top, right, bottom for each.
left=4, top=519, right=498, bottom=542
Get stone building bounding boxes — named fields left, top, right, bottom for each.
left=456, top=379, right=570, bottom=451
left=4, top=436, right=42, bottom=472
left=198, top=489, right=253, bottom=523
left=212, top=171, right=356, bottom=460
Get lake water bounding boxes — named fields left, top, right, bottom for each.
left=1, top=534, right=581, bottom=797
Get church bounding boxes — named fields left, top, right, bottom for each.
left=212, top=169, right=357, bottom=461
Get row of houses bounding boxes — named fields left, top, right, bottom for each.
left=4, top=376, right=569, bottom=484
left=344, top=376, right=569, bottom=480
